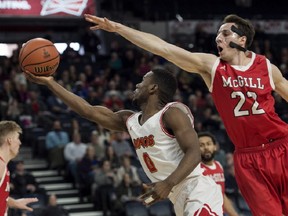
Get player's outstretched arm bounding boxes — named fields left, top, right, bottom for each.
left=24, top=72, right=132, bottom=131
left=7, top=197, right=38, bottom=211
left=84, top=14, right=217, bottom=75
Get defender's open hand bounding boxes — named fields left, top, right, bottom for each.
left=84, top=14, right=118, bottom=32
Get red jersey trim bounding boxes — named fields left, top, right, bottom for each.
left=159, top=102, right=195, bottom=138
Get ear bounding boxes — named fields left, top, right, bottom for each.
left=149, top=84, right=158, bottom=94
left=239, top=36, right=247, bottom=47
left=7, top=137, right=12, bottom=145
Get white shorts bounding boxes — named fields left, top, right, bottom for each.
left=169, top=175, right=223, bottom=216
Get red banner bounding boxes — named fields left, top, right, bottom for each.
left=0, top=0, right=96, bottom=16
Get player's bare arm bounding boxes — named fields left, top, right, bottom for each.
left=223, top=194, right=239, bottom=216
left=84, top=14, right=217, bottom=75
left=24, top=72, right=134, bottom=131
left=163, top=107, right=201, bottom=185
left=271, top=64, right=288, bottom=102
left=150, top=107, right=201, bottom=201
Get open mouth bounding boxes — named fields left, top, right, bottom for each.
left=217, top=46, right=223, bottom=53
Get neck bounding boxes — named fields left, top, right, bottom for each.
left=229, top=51, right=251, bottom=66
left=0, top=150, right=10, bottom=164
left=139, top=101, right=161, bottom=123
left=202, top=160, right=214, bottom=166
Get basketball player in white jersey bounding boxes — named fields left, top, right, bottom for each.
left=25, top=68, right=223, bottom=215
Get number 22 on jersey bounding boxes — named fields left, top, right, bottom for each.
left=232, top=91, right=265, bottom=117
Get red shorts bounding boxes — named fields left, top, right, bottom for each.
left=234, top=135, right=288, bottom=216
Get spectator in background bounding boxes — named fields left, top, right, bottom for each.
left=40, top=194, right=68, bottom=216
left=46, top=84, right=71, bottom=118
left=78, top=145, right=99, bottom=200
left=45, top=120, right=69, bottom=171
left=88, top=130, right=105, bottom=161
left=25, top=90, right=52, bottom=129
left=109, top=52, right=123, bottom=72
left=114, top=173, right=143, bottom=216
left=214, top=141, right=228, bottom=169
left=72, top=80, right=88, bottom=99
left=111, top=131, right=135, bottom=160
left=104, top=90, right=124, bottom=111
left=6, top=98, right=22, bottom=122
left=104, top=145, right=121, bottom=170
left=81, top=27, right=101, bottom=59
left=69, top=118, right=81, bottom=138
left=0, top=80, right=17, bottom=119
left=121, top=48, right=137, bottom=78
left=97, top=124, right=111, bottom=147
left=92, top=160, right=118, bottom=214
left=10, top=161, right=47, bottom=209
left=116, top=155, right=141, bottom=187
left=64, top=132, right=87, bottom=187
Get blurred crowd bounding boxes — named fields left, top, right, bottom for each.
left=1, top=27, right=288, bottom=216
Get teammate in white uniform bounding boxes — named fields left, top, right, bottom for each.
left=25, top=68, right=223, bottom=215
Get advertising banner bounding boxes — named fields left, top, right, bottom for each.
left=0, top=0, right=96, bottom=16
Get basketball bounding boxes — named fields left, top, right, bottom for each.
left=19, top=38, right=60, bottom=76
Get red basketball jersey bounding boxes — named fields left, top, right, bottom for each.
left=211, top=52, right=288, bottom=148
left=0, top=157, right=9, bottom=216
left=201, top=161, right=225, bottom=194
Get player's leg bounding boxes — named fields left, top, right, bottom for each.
left=280, top=140, right=288, bottom=215
left=234, top=151, right=282, bottom=216
left=182, top=176, right=223, bottom=216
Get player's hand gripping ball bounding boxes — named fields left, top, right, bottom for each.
left=19, top=38, right=60, bottom=76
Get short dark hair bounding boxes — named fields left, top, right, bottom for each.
left=222, top=14, right=255, bottom=48
left=198, top=131, right=217, bottom=144
left=152, top=67, right=177, bottom=104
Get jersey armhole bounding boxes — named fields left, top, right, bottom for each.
left=266, top=58, right=275, bottom=90
left=209, top=58, right=221, bottom=92
left=160, top=102, right=194, bottom=138
left=0, top=166, right=7, bottom=187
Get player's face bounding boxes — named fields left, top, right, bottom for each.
left=132, top=71, right=153, bottom=107
left=215, top=23, right=240, bottom=60
left=199, top=136, right=216, bottom=163
left=9, top=132, right=22, bottom=159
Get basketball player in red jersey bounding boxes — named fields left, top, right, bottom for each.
left=84, top=14, right=288, bottom=215
left=0, top=121, right=38, bottom=216
left=199, top=132, right=239, bottom=216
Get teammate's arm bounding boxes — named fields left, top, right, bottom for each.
left=151, top=107, right=201, bottom=201
left=272, top=64, right=288, bottom=102
left=223, top=194, right=239, bottom=216
left=84, top=14, right=217, bottom=75
left=24, top=73, right=133, bottom=131
left=7, top=197, right=38, bottom=211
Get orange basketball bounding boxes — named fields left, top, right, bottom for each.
left=19, top=38, right=60, bottom=76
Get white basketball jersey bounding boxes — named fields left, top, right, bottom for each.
left=126, top=102, right=202, bottom=183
